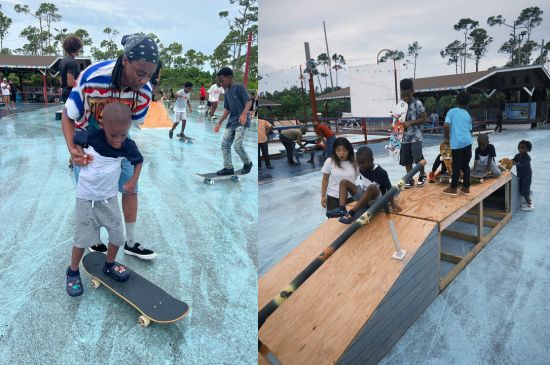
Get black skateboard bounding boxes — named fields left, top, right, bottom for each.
left=82, top=252, right=189, bottom=327
left=197, top=169, right=248, bottom=185
left=176, top=134, right=194, bottom=144
left=470, top=171, right=489, bottom=183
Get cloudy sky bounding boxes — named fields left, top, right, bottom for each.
left=1, top=0, right=240, bottom=63
left=259, top=0, right=550, bottom=92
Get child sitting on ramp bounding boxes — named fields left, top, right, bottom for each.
left=326, top=146, right=401, bottom=224
left=321, top=137, right=358, bottom=216
left=66, top=102, right=143, bottom=297
left=473, top=133, right=501, bottom=177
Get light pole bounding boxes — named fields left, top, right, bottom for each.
left=377, top=49, right=398, bottom=104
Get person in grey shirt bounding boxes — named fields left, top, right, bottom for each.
left=213, top=67, right=253, bottom=175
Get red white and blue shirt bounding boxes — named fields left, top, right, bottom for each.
left=65, top=60, right=152, bottom=131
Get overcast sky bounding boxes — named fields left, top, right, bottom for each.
left=259, top=0, right=550, bottom=93
left=1, top=0, right=239, bottom=63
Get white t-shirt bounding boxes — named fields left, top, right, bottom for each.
left=77, top=146, right=124, bottom=201
left=321, top=158, right=358, bottom=198
left=207, top=84, right=224, bottom=102
left=173, top=89, right=190, bottom=112
left=1, top=82, right=10, bottom=96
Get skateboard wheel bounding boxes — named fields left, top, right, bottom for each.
left=209, top=180, right=214, bottom=185
left=139, top=315, right=150, bottom=328
left=237, top=177, right=243, bottom=182
left=91, top=278, right=101, bottom=289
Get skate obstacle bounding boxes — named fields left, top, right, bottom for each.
left=259, top=171, right=520, bottom=365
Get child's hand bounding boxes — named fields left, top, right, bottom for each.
left=321, top=196, right=327, bottom=208
left=240, top=113, right=247, bottom=125
left=392, top=203, right=402, bottom=212
left=123, top=180, right=137, bottom=193
left=213, top=124, right=221, bottom=133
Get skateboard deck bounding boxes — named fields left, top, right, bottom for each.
left=385, top=100, right=408, bottom=155
left=470, top=171, right=490, bottom=183
left=197, top=169, right=248, bottom=184
left=82, top=252, right=189, bottom=327
left=178, top=137, right=194, bottom=144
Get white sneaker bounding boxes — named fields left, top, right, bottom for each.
left=522, top=203, right=534, bottom=211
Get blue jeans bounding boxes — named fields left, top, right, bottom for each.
left=325, top=135, right=336, bottom=158
left=222, top=126, right=250, bottom=169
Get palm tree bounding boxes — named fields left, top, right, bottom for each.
left=331, top=53, right=346, bottom=87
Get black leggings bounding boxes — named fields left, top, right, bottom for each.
left=451, top=145, right=472, bottom=188
left=258, top=142, right=270, bottom=166
left=432, top=154, right=447, bottom=174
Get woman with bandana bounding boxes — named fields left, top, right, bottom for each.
left=61, top=33, right=158, bottom=260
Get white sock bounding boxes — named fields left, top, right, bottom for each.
left=125, top=222, right=136, bottom=248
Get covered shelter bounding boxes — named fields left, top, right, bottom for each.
left=0, top=55, right=92, bottom=103
left=413, top=65, right=550, bottom=126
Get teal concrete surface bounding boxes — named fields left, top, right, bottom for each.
left=259, top=125, right=550, bottom=362
left=0, top=103, right=257, bottom=365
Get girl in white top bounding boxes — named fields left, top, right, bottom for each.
left=321, top=137, right=358, bottom=214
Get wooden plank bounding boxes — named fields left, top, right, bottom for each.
left=457, top=215, right=498, bottom=228
left=259, top=215, right=437, bottom=365
left=441, top=252, right=463, bottom=264
left=477, top=201, right=483, bottom=242
left=439, top=212, right=511, bottom=290
left=391, top=172, right=511, bottom=231
left=441, top=229, right=478, bottom=243
left=468, top=208, right=507, bottom=219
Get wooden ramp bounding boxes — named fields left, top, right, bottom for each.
left=142, top=101, right=173, bottom=128
left=259, top=171, right=519, bottom=364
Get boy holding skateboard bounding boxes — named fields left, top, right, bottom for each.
left=66, top=102, right=143, bottom=297
left=169, top=81, right=193, bottom=140
left=443, top=91, right=473, bottom=196
left=399, top=79, right=429, bottom=188
left=473, top=134, right=501, bottom=178
left=213, top=67, right=253, bottom=175
left=326, top=146, right=401, bottom=224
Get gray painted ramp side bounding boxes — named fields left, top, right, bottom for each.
left=510, top=172, right=523, bottom=213
left=338, top=226, right=440, bottom=365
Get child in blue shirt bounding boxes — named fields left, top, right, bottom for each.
left=66, top=102, right=143, bottom=297
left=512, top=140, right=533, bottom=211
left=443, top=91, right=473, bottom=196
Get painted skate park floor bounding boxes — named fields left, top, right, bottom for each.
left=259, top=125, right=550, bottom=363
left=0, top=103, right=257, bottom=365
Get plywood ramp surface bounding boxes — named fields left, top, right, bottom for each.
left=393, top=172, right=511, bottom=228
left=142, top=101, right=173, bottom=128
left=259, top=219, right=349, bottom=309
left=259, top=214, right=437, bottom=365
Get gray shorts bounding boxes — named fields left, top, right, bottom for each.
left=399, top=141, right=424, bottom=166
left=74, top=196, right=125, bottom=248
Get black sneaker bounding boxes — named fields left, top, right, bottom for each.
left=217, top=168, right=235, bottom=175
left=88, top=243, right=108, bottom=253
left=404, top=179, right=414, bottom=189
left=242, top=162, right=253, bottom=174
left=416, top=174, right=427, bottom=187
left=169, top=130, right=173, bottom=139
left=123, top=242, right=157, bottom=260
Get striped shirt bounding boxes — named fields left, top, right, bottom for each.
left=65, top=60, right=152, bottom=131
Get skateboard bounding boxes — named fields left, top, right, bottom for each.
left=177, top=134, right=194, bottom=144
left=385, top=100, right=408, bottom=155
left=470, top=171, right=489, bottom=183
left=440, top=142, right=452, bottom=172
left=82, top=252, right=189, bottom=327
left=197, top=168, right=248, bottom=185
left=439, top=172, right=464, bottom=184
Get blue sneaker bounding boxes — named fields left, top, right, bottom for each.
left=326, top=207, right=347, bottom=218
left=102, top=263, right=130, bottom=282
left=66, top=267, right=83, bottom=297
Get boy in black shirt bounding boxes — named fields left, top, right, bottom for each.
left=473, top=134, right=501, bottom=177
left=326, top=146, right=401, bottom=224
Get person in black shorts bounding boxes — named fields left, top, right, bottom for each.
left=60, top=35, right=83, bottom=103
